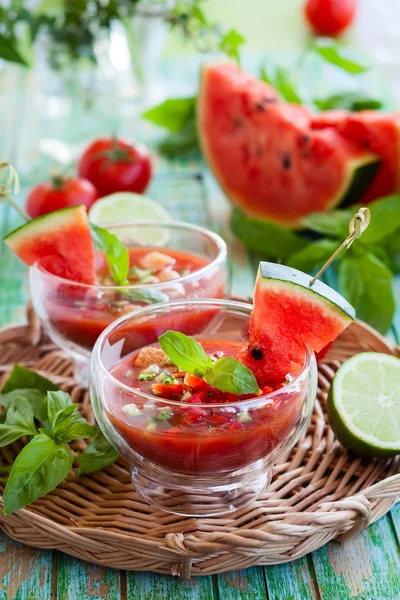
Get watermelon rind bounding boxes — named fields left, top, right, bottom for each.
left=338, top=157, right=381, bottom=207
left=4, top=205, right=86, bottom=249
left=259, top=261, right=355, bottom=323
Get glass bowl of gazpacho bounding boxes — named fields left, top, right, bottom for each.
left=30, top=221, right=227, bottom=382
left=90, top=299, right=318, bottom=517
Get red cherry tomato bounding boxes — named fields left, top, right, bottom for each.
left=305, top=0, right=357, bottom=35
left=25, top=177, right=98, bottom=219
left=77, top=137, right=152, bottom=198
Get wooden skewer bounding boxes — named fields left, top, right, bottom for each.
left=310, top=207, right=371, bottom=285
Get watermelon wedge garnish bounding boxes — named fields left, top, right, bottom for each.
left=4, top=205, right=96, bottom=284
left=198, top=64, right=381, bottom=228
left=237, top=262, right=355, bottom=385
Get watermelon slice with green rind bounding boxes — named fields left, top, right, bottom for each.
left=237, top=262, right=355, bottom=385
left=312, top=110, right=400, bottom=204
left=198, top=63, right=380, bottom=228
left=4, top=205, right=96, bottom=284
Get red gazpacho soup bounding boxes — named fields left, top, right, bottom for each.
left=106, top=338, right=306, bottom=475
left=43, top=248, right=224, bottom=351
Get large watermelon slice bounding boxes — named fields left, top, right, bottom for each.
left=4, top=205, right=96, bottom=284
left=312, top=110, right=400, bottom=203
left=198, top=63, right=381, bottom=228
left=237, top=262, right=355, bottom=385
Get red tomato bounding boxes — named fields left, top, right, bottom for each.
left=305, top=0, right=357, bottom=35
left=25, top=177, right=98, bottom=219
left=77, top=137, right=152, bottom=197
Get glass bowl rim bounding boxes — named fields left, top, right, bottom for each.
left=91, top=298, right=315, bottom=409
left=30, top=219, right=227, bottom=291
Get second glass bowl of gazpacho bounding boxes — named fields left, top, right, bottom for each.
left=30, top=221, right=227, bottom=382
left=90, top=299, right=318, bottom=517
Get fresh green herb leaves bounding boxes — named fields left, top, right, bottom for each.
left=205, top=357, right=259, bottom=395
left=1, top=365, right=59, bottom=395
left=0, top=367, right=118, bottom=513
left=260, top=64, right=303, bottom=104
left=159, top=331, right=212, bottom=376
left=287, top=239, right=339, bottom=273
left=143, top=97, right=196, bottom=133
left=0, top=389, right=44, bottom=420
left=338, top=253, right=395, bottom=334
left=3, top=434, right=74, bottom=515
left=314, top=93, right=383, bottom=112
left=159, top=331, right=259, bottom=395
left=121, top=287, right=168, bottom=305
left=301, top=209, right=354, bottom=237
left=76, top=432, right=119, bottom=476
left=89, top=222, right=129, bottom=286
left=218, top=29, right=245, bottom=64
left=231, top=208, right=307, bottom=260
left=310, top=38, right=369, bottom=74
left=287, top=195, right=400, bottom=334
left=0, top=398, right=37, bottom=448
left=143, top=97, right=199, bottom=158
left=359, top=195, right=400, bottom=244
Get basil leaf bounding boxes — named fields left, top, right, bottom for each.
left=275, top=68, right=303, bottom=104
left=121, top=287, right=169, bottom=305
left=76, top=433, right=118, bottom=476
left=218, top=29, right=245, bottom=63
left=260, top=63, right=303, bottom=104
left=360, top=195, right=400, bottom=244
left=158, top=117, right=199, bottom=158
left=47, top=390, right=73, bottom=424
left=0, top=397, right=37, bottom=447
left=302, top=209, right=354, bottom=237
left=52, top=404, right=97, bottom=443
left=0, top=33, right=29, bottom=66
left=338, top=253, right=395, bottom=334
left=0, top=389, right=44, bottom=420
left=2, top=365, right=59, bottom=395
left=143, top=97, right=196, bottom=133
left=231, top=208, right=307, bottom=259
left=89, top=222, right=129, bottom=286
left=314, top=93, right=383, bottom=112
left=205, top=358, right=259, bottom=395
left=287, top=239, right=338, bottom=272
left=311, top=38, right=369, bottom=74
left=159, top=331, right=212, bottom=376
left=3, top=433, right=74, bottom=515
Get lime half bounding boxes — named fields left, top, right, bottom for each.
left=89, top=192, right=171, bottom=246
left=328, top=352, right=400, bottom=457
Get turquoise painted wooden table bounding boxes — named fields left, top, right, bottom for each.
left=1, top=59, right=400, bottom=600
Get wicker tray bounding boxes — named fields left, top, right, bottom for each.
left=0, top=308, right=399, bottom=579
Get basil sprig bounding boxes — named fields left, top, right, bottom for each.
left=159, top=331, right=259, bottom=395
left=0, top=365, right=118, bottom=514
left=89, top=222, right=129, bottom=286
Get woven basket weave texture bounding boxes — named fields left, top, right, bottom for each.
left=0, top=310, right=399, bottom=579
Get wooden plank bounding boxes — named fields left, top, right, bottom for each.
left=312, top=516, right=400, bottom=599
left=0, top=531, right=52, bottom=600
left=217, top=567, right=267, bottom=600
left=57, top=552, right=121, bottom=600
left=126, top=571, right=214, bottom=600
left=264, top=559, right=319, bottom=600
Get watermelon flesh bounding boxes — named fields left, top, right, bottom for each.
left=4, top=205, right=96, bottom=284
left=198, top=64, right=380, bottom=228
left=237, top=262, right=355, bottom=385
left=312, top=110, right=400, bottom=203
